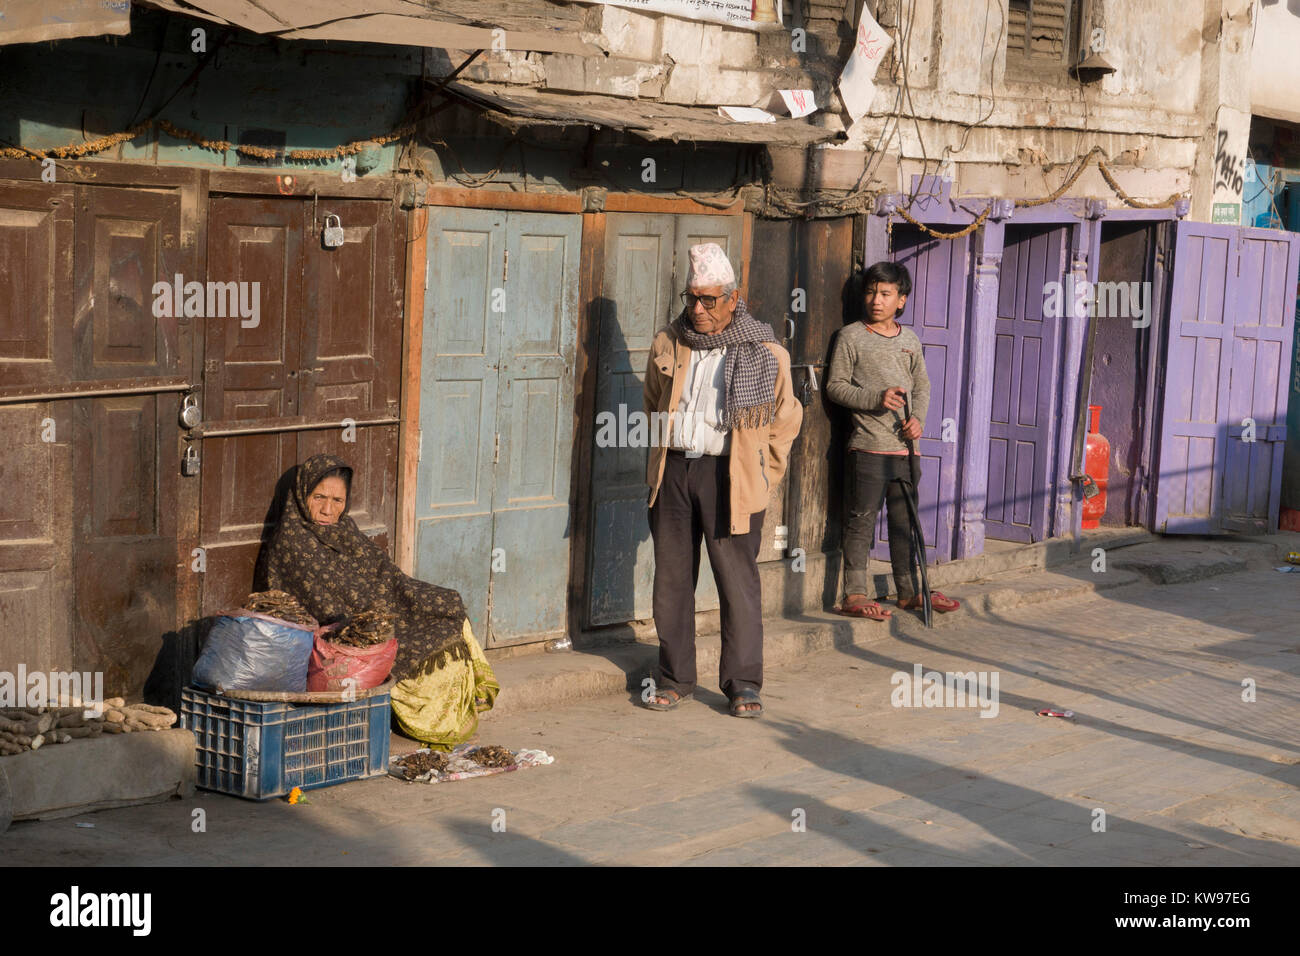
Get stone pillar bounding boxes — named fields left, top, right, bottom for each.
left=1188, top=0, right=1256, bottom=223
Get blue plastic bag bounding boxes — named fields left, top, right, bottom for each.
left=192, top=613, right=315, bottom=692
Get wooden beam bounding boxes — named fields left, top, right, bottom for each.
left=567, top=211, right=606, bottom=636
left=396, top=204, right=428, bottom=575
left=740, top=210, right=754, bottom=299
left=207, top=169, right=398, bottom=199
left=422, top=187, right=581, bottom=213
left=604, top=194, right=744, bottom=215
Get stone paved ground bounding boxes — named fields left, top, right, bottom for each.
left=5, top=565, right=1299, bottom=866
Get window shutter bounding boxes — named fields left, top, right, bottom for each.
left=1008, top=0, right=1069, bottom=61
left=1029, top=0, right=1068, bottom=58
left=1008, top=0, right=1029, bottom=57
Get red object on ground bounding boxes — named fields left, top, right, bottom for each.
left=1082, top=404, right=1110, bottom=530
left=306, top=624, right=397, bottom=692
left=1280, top=508, right=1300, bottom=533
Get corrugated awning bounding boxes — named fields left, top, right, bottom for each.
left=443, top=82, right=843, bottom=147
left=0, top=0, right=132, bottom=46
left=134, top=0, right=602, bottom=55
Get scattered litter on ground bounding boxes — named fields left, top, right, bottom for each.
left=75, top=822, right=95, bottom=828
left=390, top=744, right=554, bottom=784
left=1273, top=566, right=1299, bottom=573
left=1036, top=707, right=1075, bottom=719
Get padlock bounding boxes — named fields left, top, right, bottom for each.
left=179, top=393, right=202, bottom=429
left=182, top=445, right=200, bottom=476
left=1081, top=474, right=1100, bottom=499
left=799, top=377, right=813, bottom=407
left=322, top=214, right=344, bottom=248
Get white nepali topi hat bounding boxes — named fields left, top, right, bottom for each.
left=687, top=242, right=736, bottom=288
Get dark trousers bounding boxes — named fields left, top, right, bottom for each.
left=649, top=451, right=764, bottom=698
left=842, top=450, right=921, bottom=601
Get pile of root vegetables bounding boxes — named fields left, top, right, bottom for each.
left=0, top=700, right=177, bottom=755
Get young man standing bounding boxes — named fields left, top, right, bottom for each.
left=825, top=261, right=960, bottom=620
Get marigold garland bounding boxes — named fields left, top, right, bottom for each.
left=1, top=118, right=414, bottom=164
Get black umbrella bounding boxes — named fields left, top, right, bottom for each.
left=896, top=394, right=932, bottom=628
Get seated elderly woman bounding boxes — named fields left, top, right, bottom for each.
left=260, top=453, right=497, bottom=749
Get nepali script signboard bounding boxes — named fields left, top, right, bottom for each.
left=580, top=1, right=785, bottom=30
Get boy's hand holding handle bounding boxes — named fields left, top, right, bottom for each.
left=882, top=386, right=922, bottom=440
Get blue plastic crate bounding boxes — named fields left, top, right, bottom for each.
left=181, top=686, right=391, bottom=800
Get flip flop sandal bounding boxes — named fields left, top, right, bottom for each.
left=728, top=688, right=763, bottom=718
left=642, top=687, right=691, bottom=711
left=835, top=598, right=892, bottom=620
left=898, top=591, right=961, bottom=613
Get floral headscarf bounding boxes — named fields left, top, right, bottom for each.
left=260, top=454, right=470, bottom=680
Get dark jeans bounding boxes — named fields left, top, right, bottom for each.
left=842, top=450, right=921, bottom=602
left=649, top=451, right=765, bottom=698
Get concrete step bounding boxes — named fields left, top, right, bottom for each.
left=479, top=531, right=1300, bottom=720
left=482, top=563, right=1146, bottom=720
left=1, top=729, right=195, bottom=829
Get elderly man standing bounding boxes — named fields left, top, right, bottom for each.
left=641, top=243, right=802, bottom=718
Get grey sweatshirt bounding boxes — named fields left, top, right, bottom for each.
left=825, top=321, right=931, bottom=452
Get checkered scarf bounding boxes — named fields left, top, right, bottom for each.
left=674, top=298, right=779, bottom=430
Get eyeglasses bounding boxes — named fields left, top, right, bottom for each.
left=680, top=291, right=729, bottom=310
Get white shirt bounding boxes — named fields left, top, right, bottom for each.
left=670, top=347, right=732, bottom=457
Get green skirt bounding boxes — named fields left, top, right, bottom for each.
left=390, top=620, right=499, bottom=751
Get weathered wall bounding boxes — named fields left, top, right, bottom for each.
left=837, top=0, right=1217, bottom=208
left=0, top=9, right=420, bottom=174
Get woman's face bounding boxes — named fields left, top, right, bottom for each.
left=308, top=475, right=348, bottom=526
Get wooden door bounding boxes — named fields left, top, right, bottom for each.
left=1154, top=221, right=1300, bottom=532
left=200, top=197, right=304, bottom=614
left=414, top=208, right=581, bottom=646
left=986, top=224, right=1066, bottom=543
left=587, top=213, right=739, bottom=626
left=199, top=195, right=402, bottom=615
left=489, top=212, right=581, bottom=644
left=413, top=207, right=504, bottom=636
left=880, top=227, right=969, bottom=563
left=0, top=181, right=75, bottom=676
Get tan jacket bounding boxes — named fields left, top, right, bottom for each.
left=644, top=325, right=803, bottom=535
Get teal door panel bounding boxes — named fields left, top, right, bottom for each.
left=415, top=208, right=580, bottom=646
left=415, top=208, right=503, bottom=633
left=489, top=213, right=582, bottom=643
left=587, top=213, right=742, bottom=626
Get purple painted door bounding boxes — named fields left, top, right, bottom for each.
left=873, top=228, right=968, bottom=564
left=984, top=225, right=1067, bottom=543
left=1154, top=221, right=1300, bottom=533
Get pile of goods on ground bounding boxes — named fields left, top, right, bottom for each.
left=389, top=744, right=554, bottom=784
left=0, top=700, right=178, bottom=755
left=391, top=749, right=450, bottom=780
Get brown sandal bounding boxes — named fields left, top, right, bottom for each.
left=898, top=591, right=960, bottom=613
left=836, top=595, right=892, bottom=620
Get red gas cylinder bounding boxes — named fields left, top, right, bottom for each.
left=1082, top=404, right=1110, bottom=529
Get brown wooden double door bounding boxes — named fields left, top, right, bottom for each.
left=0, top=177, right=404, bottom=698
left=196, top=195, right=403, bottom=615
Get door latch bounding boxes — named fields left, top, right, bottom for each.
left=794, top=364, right=820, bottom=407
